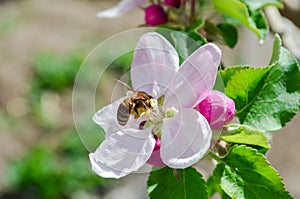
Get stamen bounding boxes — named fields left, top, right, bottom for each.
left=164, top=107, right=178, bottom=118
left=152, top=90, right=157, bottom=98
left=140, top=91, right=177, bottom=138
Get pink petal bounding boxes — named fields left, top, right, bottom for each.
left=160, top=108, right=212, bottom=168
left=146, top=136, right=166, bottom=167
left=89, top=127, right=155, bottom=179
left=97, top=0, right=146, bottom=18
left=197, top=90, right=235, bottom=129
left=93, top=98, right=144, bottom=137
left=164, top=43, right=221, bottom=110
left=146, top=150, right=165, bottom=167
left=131, top=32, right=179, bottom=96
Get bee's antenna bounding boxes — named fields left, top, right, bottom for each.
left=113, top=78, right=134, bottom=91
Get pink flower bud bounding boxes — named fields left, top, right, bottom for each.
left=164, top=0, right=181, bottom=8
left=146, top=135, right=166, bottom=167
left=197, top=90, right=235, bottom=129
left=145, top=5, right=168, bottom=26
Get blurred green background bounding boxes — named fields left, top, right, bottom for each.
left=0, top=0, right=140, bottom=198
left=0, top=0, right=300, bottom=199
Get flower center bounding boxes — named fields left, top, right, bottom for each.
left=142, top=92, right=178, bottom=138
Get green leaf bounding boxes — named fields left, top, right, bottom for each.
left=221, top=124, right=270, bottom=148
left=222, top=66, right=271, bottom=112
left=185, top=18, right=205, bottom=32
left=204, top=21, right=238, bottom=48
left=217, top=23, right=238, bottom=48
left=213, top=145, right=292, bottom=199
left=207, top=176, right=231, bottom=198
left=250, top=9, right=268, bottom=42
left=170, top=31, right=206, bottom=63
left=220, top=66, right=250, bottom=87
left=213, top=0, right=268, bottom=42
left=156, top=29, right=206, bottom=64
left=243, top=51, right=300, bottom=131
left=241, top=0, right=283, bottom=10
left=147, top=167, right=208, bottom=199
left=207, top=176, right=218, bottom=197
left=187, top=31, right=207, bottom=46
left=222, top=35, right=300, bottom=131
left=213, top=72, right=225, bottom=92
left=155, top=28, right=176, bottom=47
left=171, top=32, right=189, bottom=62
left=241, top=0, right=277, bottom=43
left=269, top=34, right=282, bottom=65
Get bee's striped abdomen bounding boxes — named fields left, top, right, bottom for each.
left=116, top=91, right=153, bottom=126
left=117, top=99, right=132, bottom=126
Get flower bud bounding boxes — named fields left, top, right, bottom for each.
left=145, top=5, right=168, bottom=26
left=146, top=135, right=165, bottom=167
left=197, top=90, right=235, bottom=129
left=164, top=0, right=181, bottom=8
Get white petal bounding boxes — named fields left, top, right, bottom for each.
left=97, top=0, right=146, bottom=18
left=133, top=163, right=153, bottom=174
left=89, top=127, right=155, bottom=179
left=164, top=43, right=221, bottom=109
left=93, top=98, right=144, bottom=137
left=160, top=108, right=212, bottom=168
left=131, top=32, right=179, bottom=96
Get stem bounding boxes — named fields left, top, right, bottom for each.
left=156, top=0, right=162, bottom=4
left=181, top=0, right=188, bottom=25
left=182, top=0, right=187, bottom=9
left=190, top=0, right=196, bottom=23
left=172, top=169, right=179, bottom=180
left=234, top=109, right=242, bottom=115
left=208, top=151, right=223, bottom=163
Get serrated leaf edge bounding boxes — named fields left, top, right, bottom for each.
left=225, top=67, right=271, bottom=117
left=215, top=145, right=293, bottom=199
left=220, top=125, right=270, bottom=148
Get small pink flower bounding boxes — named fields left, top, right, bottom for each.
left=97, top=0, right=146, bottom=18
left=197, top=90, right=235, bottom=129
left=164, top=0, right=182, bottom=8
left=90, top=32, right=221, bottom=179
left=145, top=5, right=168, bottom=26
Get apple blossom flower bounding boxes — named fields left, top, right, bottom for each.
left=145, top=5, right=168, bottom=26
left=197, top=90, right=235, bottom=129
left=97, top=0, right=146, bottom=18
left=90, top=32, right=222, bottom=179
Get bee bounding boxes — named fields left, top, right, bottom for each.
left=115, top=79, right=154, bottom=126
